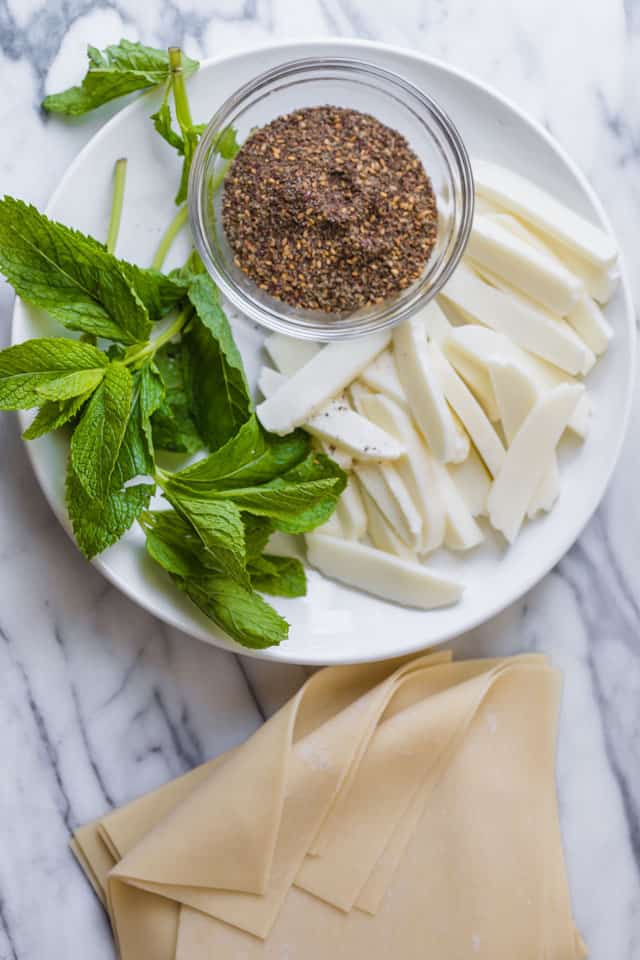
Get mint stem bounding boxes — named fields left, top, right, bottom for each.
left=106, top=158, right=127, bottom=254
left=169, top=47, right=193, bottom=133
left=124, top=305, right=191, bottom=368
left=152, top=204, right=189, bottom=270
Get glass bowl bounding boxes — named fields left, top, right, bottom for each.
left=189, top=57, right=474, bottom=341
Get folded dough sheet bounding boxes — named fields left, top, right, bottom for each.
left=72, top=650, right=586, bottom=959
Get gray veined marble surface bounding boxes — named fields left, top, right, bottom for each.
left=0, top=1, right=639, bottom=957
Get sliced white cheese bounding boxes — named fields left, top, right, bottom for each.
left=393, top=314, right=460, bottom=462
left=257, top=331, right=390, bottom=435
left=441, top=262, right=592, bottom=375
left=488, top=356, right=560, bottom=517
left=487, top=383, right=583, bottom=543
left=470, top=263, right=597, bottom=375
left=566, top=293, right=613, bottom=356
left=354, top=463, right=422, bottom=548
left=528, top=460, right=561, bottom=518
left=448, top=446, right=491, bottom=518
left=467, top=215, right=583, bottom=315
left=473, top=159, right=618, bottom=268
left=360, top=350, right=407, bottom=406
left=316, top=510, right=344, bottom=538
left=361, top=489, right=416, bottom=560
left=432, top=459, right=484, bottom=551
left=358, top=392, right=446, bottom=555
left=335, top=476, right=367, bottom=540
left=440, top=336, right=500, bottom=422
left=258, top=367, right=404, bottom=461
left=543, top=240, right=620, bottom=304
left=348, top=380, right=373, bottom=416
left=443, top=323, right=591, bottom=439
left=305, top=534, right=463, bottom=609
left=264, top=333, right=320, bottom=376
left=318, top=440, right=352, bottom=472
left=428, top=342, right=506, bottom=478
left=450, top=413, right=471, bottom=464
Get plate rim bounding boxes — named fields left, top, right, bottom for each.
left=11, top=37, right=637, bottom=665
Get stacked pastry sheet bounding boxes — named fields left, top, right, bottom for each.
left=72, top=651, right=586, bottom=959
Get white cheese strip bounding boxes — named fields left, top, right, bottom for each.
left=544, top=240, right=619, bottom=304
left=470, top=263, right=597, bottom=375
left=336, top=477, right=367, bottom=540
left=428, top=342, right=506, bottom=478
left=258, top=367, right=405, bottom=461
left=448, top=446, right=491, bottom=518
left=440, top=336, right=500, bottom=422
left=466, top=215, right=583, bottom=315
left=528, top=460, right=561, bottom=518
left=441, top=262, right=593, bottom=375
left=305, top=534, right=463, bottom=609
left=488, top=357, right=560, bottom=516
left=473, top=159, right=618, bottom=268
left=354, top=464, right=421, bottom=548
left=361, top=489, right=416, bottom=560
left=393, top=314, right=460, bottom=462
left=264, top=333, right=320, bottom=376
left=487, top=383, right=583, bottom=543
left=316, top=510, right=344, bottom=538
left=360, top=350, right=407, bottom=406
left=318, top=440, right=352, bottom=472
left=358, top=392, right=446, bottom=555
left=443, top=324, right=591, bottom=439
left=566, top=293, right=613, bottom=356
left=432, top=459, right=484, bottom=551
left=348, top=380, right=373, bottom=416
left=450, top=413, right=471, bottom=463
left=257, top=331, right=390, bottom=435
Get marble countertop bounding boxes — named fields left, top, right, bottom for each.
left=1, top=1, right=639, bottom=957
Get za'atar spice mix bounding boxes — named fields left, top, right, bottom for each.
left=221, top=105, right=438, bottom=313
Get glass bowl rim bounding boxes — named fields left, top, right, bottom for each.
left=188, top=55, right=475, bottom=340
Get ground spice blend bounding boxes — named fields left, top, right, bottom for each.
left=221, top=105, right=438, bottom=313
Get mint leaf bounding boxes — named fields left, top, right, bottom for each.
left=110, top=363, right=164, bottom=490
left=140, top=509, right=208, bottom=577
left=167, top=494, right=248, bottom=585
left=0, top=198, right=151, bottom=344
left=181, top=576, right=288, bottom=649
left=271, top=453, right=347, bottom=533
left=70, top=361, right=133, bottom=499
left=152, top=98, right=185, bottom=152
left=166, top=415, right=309, bottom=494
left=182, top=272, right=252, bottom=449
left=66, top=462, right=153, bottom=559
left=23, top=390, right=93, bottom=440
left=36, top=367, right=105, bottom=401
left=0, top=337, right=108, bottom=409
left=151, top=340, right=202, bottom=454
left=118, top=263, right=187, bottom=322
left=216, top=125, right=241, bottom=159
left=42, top=40, right=199, bottom=116
left=249, top=554, right=306, bottom=598
left=243, top=514, right=274, bottom=561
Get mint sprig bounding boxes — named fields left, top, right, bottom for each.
left=0, top=42, right=346, bottom=649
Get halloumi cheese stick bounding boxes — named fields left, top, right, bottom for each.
left=443, top=324, right=591, bottom=439
left=258, top=367, right=405, bottom=461
left=305, top=534, right=463, bottom=609
left=316, top=510, right=344, bottom=538
left=336, top=476, right=367, bottom=540
left=360, top=350, right=406, bottom=405
left=488, top=357, right=560, bottom=517
left=428, top=342, right=506, bottom=478
left=354, top=463, right=422, bottom=548
left=264, top=332, right=321, bottom=376
left=566, top=293, right=613, bottom=356
left=473, top=159, right=618, bottom=268
left=358, top=392, right=446, bottom=555
left=432, top=459, right=484, bottom=551
left=361, top=489, right=416, bottom=560
left=487, top=384, right=583, bottom=543
left=318, top=440, right=352, bottom=472
left=442, top=261, right=593, bottom=375
left=257, top=331, right=390, bottom=435
left=393, top=314, right=460, bottom=462
left=544, top=240, right=620, bottom=304
left=467, top=215, right=583, bottom=315
left=448, top=446, right=491, bottom=518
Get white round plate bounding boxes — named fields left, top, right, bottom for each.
left=12, top=39, right=635, bottom=665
